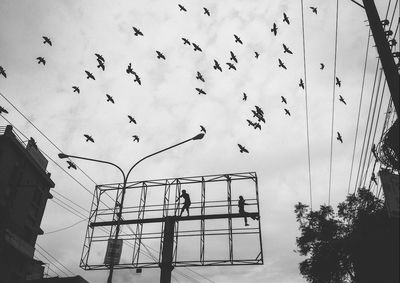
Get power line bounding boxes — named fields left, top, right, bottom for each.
left=44, top=219, right=87, bottom=235
left=34, top=248, right=71, bottom=277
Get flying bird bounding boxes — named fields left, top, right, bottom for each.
left=299, top=78, right=305, bottom=89
left=200, top=125, right=206, bottom=133
left=283, top=13, right=290, bottom=24
left=0, top=66, right=6, bottom=78
left=247, top=119, right=255, bottom=127
left=255, top=51, right=260, bottom=58
left=310, top=7, right=318, bottom=14
left=178, top=4, right=187, bottom=12
left=281, top=96, right=287, bottom=104
left=85, top=70, right=95, bottom=80
left=106, top=94, right=114, bottom=104
left=226, top=62, right=237, bottom=70
left=234, top=34, right=243, bottom=44
left=42, top=36, right=52, bottom=46
left=283, top=44, right=293, bottom=54
left=243, top=93, right=247, bottom=101
left=196, top=88, right=206, bottom=95
left=132, top=26, right=144, bottom=36
left=126, top=63, right=134, bottom=74
left=203, top=7, right=210, bottom=16
left=238, top=144, right=249, bottom=153
left=284, top=108, right=291, bottom=116
left=128, top=115, right=137, bottom=124
left=0, top=106, right=8, bottom=114
left=253, top=123, right=262, bottom=130
left=72, top=86, right=80, bottom=93
left=84, top=134, right=94, bottom=143
left=192, top=43, right=202, bottom=52
left=271, top=23, right=278, bottom=36
left=95, top=53, right=105, bottom=62
left=133, top=72, right=141, bottom=85
left=67, top=161, right=77, bottom=170
left=230, top=51, right=238, bottom=63
left=337, top=132, right=343, bottom=143
left=336, top=77, right=341, bottom=87
left=255, top=105, right=264, bottom=115
left=278, top=58, right=287, bottom=69
left=132, top=135, right=140, bottom=142
left=256, top=115, right=266, bottom=124
left=320, top=63, right=325, bottom=70
left=213, top=60, right=222, bottom=72
left=36, top=57, right=46, bottom=65
left=97, top=59, right=105, bottom=71
left=196, top=71, right=205, bottom=82
left=182, top=38, right=191, bottom=45
left=156, top=51, right=166, bottom=60
left=339, top=95, right=346, bottom=105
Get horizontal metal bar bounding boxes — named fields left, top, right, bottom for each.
left=90, top=213, right=260, bottom=227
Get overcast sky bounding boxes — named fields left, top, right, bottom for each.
left=0, top=0, right=397, bottom=282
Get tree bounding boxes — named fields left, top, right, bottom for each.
left=295, top=188, right=398, bottom=283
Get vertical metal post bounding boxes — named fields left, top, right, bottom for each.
left=173, top=181, right=181, bottom=263
left=226, top=175, right=233, bottom=263
left=254, top=173, right=264, bottom=264
left=133, top=182, right=148, bottom=265
left=362, top=0, right=399, bottom=116
left=200, top=177, right=206, bottom=265
left=160, top=216, right=175, bottom=283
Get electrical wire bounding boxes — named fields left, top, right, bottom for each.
left=44, top=219, right=87, bottom=235
left=34, top=248, right=71, bottom=277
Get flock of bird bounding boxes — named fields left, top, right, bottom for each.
left=0, top=3, right=350, bottom=165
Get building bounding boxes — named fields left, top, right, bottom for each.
left=0, top=125, right=55, bottom=283
left=28, top=276, right=89, bottom=283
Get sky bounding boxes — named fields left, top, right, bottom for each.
left=0, top=0, right=398, bottom=282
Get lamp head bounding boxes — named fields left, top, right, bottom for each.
left=192, top=133, right=205, bottom=140
left=58, top=153, right=69, bottom=159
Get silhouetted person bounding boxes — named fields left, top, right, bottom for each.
left=238, top=196, right=258, bottom=226
left=176, top=189, right=191, bottom=217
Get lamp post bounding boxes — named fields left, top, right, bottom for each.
left=58, top=133, right=205, bottom=282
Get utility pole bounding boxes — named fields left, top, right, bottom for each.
left=362, top=0, right=400, bottom=116
left=160, top=216, right=175, bottom=283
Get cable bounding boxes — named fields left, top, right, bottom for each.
left=36, top=243, right=75, bottom=276
left=328, top=0, right=340, bottom=205
left=300, top=0, right=313, bottom=210
left=44, top=219, right=87, bottom=235
left=34, top=248, right=71, bottom=277
left=347, top=29, right=371, bottom=193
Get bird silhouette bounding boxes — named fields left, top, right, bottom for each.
left=284, top=108, right=291, bottom=116
left=196, top=88, right=206, bottom=95
left=84, top=134, right=94, bottom=143
left=271, top=23, right=278, bottom=36
left=36, top=57, right=46, bottom=65
left=226, top=62, right=237, bottom=70
left=132, top=26, right=144, bottom=36
left=128, top=115, right=137, bottom=124
left=256, top=115, right=266, bottom=123
left=0, top=66, right=6, bottom=78
left=253, top=123, right=262, bottom=130
left=95, top=53, right=105, bottom=62
left=320, top=63, right=325, bottom=70
left=67, top=161, right=77, bottom=170
left=196, top=71, right=205, bottom=82
left=182, top=38, right=191, bottom=45
left=278, top=58, right=287, bottom=69
left=238, top=144, right=249, bottom=153
left=310, top=7, right=318, bottom=14
left=299, top=78, right=305, bottom=89
left=281, top=96, right=287, bottom=104
left=203, top=7, right=210, bottom=16
left=156, top=51, right=166, bottom=60
left=193, top=43, right=202, bottom=52
left=97, top=59, right=105, bottom=71
left=255, top=105, right=264, bottom=115
left=200, top=125, right=206, bottom=133
left=255, top=51, right=260, bottom=58
left=251, top=110, right=261, bottom=119
left=243, top=92, right=247, bottom=101
left=0, top=106, right=8, bottom=114
left=339, top=95, right=346, bottom=105
left=133, top=72, right=141, bottom=85
left=336, top=77, right=341, bottom=87
left=283, top=44, right=293, bottom=54
left=85, top=71, right=95, bottom=80
left=213, top=60, right=222, bottom=72
left=126, top=63, right=134, bottom=74
left=247, top=119, right=255, bottom=127
left=283, top=13, right=290, bottom=24
left=178, top=4, right=187, bottom=11
left=230, top=51, right=238, bottom=63
left=234, top=34, right=243, bottom=44
left=106, top=94, right=114, bottom=104
left=42, top=36, right=52, bottom=46
left=132, top=135, right=140, bottom=142
left=72, top=86, right=80, bottom=93
left=337, top=132, right=343, bottom=143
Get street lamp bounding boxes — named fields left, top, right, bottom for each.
left=58, top=133, right=204, bottom=282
